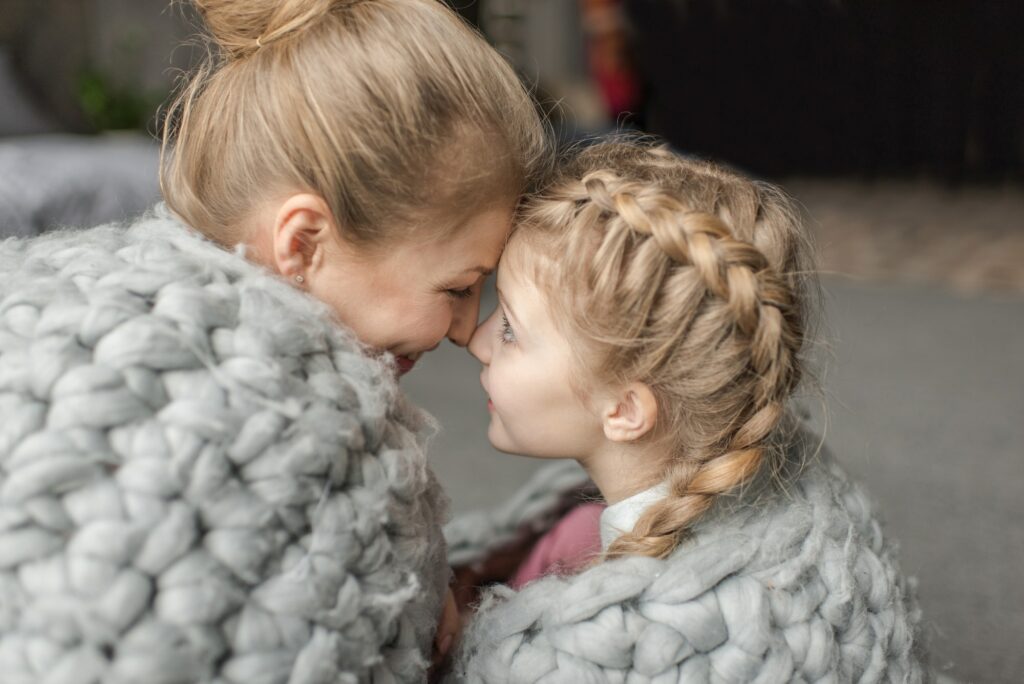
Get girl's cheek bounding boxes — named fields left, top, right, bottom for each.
left=496, top=361, right=524, bottom=406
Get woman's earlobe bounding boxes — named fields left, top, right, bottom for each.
left=602, top=383, right=658, bottom=443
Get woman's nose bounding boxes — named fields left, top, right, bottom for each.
left=446, top=295, right=481, bottom=348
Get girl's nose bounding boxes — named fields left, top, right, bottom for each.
left=468, top=310, right=494, bottom=364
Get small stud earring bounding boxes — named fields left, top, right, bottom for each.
left=295, top=274, right=305, bottom=284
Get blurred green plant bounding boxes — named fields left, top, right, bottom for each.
left=77, top=67, right=162, bottom=132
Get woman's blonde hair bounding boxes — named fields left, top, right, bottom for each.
left=161, top=0, right=548, bottom=246
left=511, top=141, right=818, bottom=560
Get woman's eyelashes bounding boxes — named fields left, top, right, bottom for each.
left=442, top=279, right=479, bottom=300
left=499, top=312, right=516, bottom=345
left=445, top=287, right=474, bottom=299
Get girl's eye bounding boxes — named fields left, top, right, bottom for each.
left=445, top=287, right=474, bottom=300
left=499, top=313, right=516, bottom=345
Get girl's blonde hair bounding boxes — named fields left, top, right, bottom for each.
left=161, top=0, right=547, bottom=246
left=512, top=141, right=818, bottom=560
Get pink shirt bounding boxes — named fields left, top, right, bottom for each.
left=509, top=483, right=670, bottom=588
left=509, top=502, right=605, bottom=589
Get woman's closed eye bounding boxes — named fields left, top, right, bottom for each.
left=442, top=278, right=479, bottom=300
left=499, top=312, right=516, bottom=345
left=445, top=286, right=475, bottom=300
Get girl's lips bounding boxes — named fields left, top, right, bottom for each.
left=487, top=398, right=494, bottom=412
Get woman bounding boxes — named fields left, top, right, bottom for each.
left=0, top=1, right=546, bottom=682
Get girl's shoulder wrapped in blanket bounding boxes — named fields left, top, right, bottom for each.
left=446, top=431, right=928, bottom=683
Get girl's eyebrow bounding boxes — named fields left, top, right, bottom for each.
left=496, top=287, right=521, bottom=328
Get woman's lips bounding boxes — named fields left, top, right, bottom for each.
left=487, top=398, right=494, bottom=412
left=394, top=351, right=424, bottom=376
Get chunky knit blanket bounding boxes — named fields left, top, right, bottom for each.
left=0, top=207, right=449, bottom=684
left=445, top=436, right=928, bottom=683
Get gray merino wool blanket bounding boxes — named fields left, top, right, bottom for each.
left=444, top=435, right=929, bottom=683
left=0, top=207, right=449, bottom=683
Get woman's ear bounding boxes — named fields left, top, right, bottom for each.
left=601, top=382, right=658, bottom=443
left=272, top=193, right=335, bottom=282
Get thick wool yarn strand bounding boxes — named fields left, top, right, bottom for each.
left=445, top=437, right=927, bottom=683
left=0, top=206, right=449, bottom=684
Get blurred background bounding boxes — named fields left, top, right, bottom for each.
left=1, top=1, right=1022, bottom=681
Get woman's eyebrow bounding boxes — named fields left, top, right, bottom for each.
left=463, top=266, right=494, bottom=276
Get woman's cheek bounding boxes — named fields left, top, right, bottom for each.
left=410, top=304, right=451, bottom=348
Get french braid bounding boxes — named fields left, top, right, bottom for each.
left=512, top=142, right=815, bottom=560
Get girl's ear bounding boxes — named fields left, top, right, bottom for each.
left=272, top=193, right=336, bottom=282
left=601, top=382, right=658, bottom=443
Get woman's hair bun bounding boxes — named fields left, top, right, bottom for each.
left=194, top=0, right=353, bottom=59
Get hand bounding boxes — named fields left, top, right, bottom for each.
left=450, top=535, right=538, bottom=614
left=429, top=587, right=461, bottom=681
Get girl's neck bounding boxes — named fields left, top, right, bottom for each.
left=578, top=441, right=666, bottom=505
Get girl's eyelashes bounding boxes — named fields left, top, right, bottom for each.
left=499, top=312, right=516, bottom=345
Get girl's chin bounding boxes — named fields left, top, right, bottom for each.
left=486, top=424, right=520, bottom=456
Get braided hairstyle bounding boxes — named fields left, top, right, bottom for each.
left=510, top=141, right=818, bottom=560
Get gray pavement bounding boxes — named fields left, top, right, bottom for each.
left=404, top=276, right=1024, bottom=684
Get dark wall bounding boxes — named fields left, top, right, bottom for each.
left=1, top=0, right=94, bottom=131
left=1, top=0, right=197, bottom=134
left=626, top=0, right=1024, bottom=181
left=448, top=1, right=481, bottom=28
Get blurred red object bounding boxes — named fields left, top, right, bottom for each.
left=579, top=0, right=641, bottom=118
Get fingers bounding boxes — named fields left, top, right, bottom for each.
left=431, top=588, right=461, bottom=668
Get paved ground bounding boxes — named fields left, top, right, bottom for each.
left=788, top=179, right=1024, bottom=295
left=405, top=275, right=1024, bottom=684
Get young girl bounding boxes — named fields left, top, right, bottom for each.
left=459, top=141, right=927, bottom=680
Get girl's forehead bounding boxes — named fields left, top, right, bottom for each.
left=497, top=251, right=563, bottom=330
left=499, top=235, right=552, bottom=280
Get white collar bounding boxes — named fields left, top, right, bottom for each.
left=599, top=481, right=670, bottom=550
